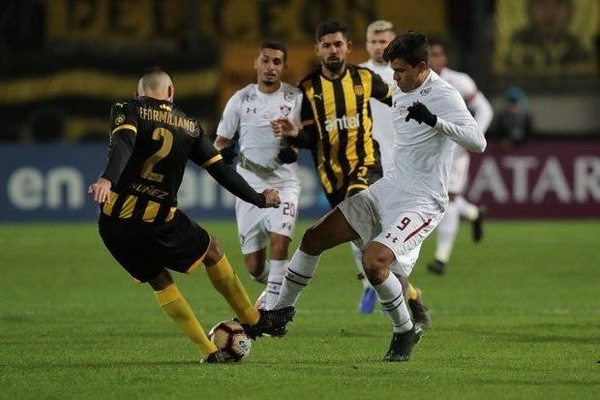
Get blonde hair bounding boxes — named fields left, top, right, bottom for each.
left=366, top=20, right=395, bottom=35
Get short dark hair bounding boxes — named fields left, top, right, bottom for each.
left=259, top=41, right=288, bottom=62
left=383, top=31, right=429, bottom=67
left=315, top=21, right=349, bottom=42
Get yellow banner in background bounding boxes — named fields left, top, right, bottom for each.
left=197, top=0, right=446, bottom=44
left=0, top=69, right=219, bottom=104
left=213, top=0, right=447, bottom=111
left=45, top=0, right=189, bottom=42
left=493, top=0, right=598, bottom=75
left=41, top=0, right=449, bottom=141
left=46, top=0, right=446, bottom=44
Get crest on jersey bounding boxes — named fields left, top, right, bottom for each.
left=397, top=105, right=408, bottom=118
left=354, top=85, right=364, bottom=96
left=420, top=87, right=431, bottom=96
left=114, top=114, right=125, bottom=125
left=244, top=93, right=257, bottom=102
left=279, top=104, right=291, bottom=117
left=284, top=90, right=295, bottom=101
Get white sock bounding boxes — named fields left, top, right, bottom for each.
left=265, top=259, right=286, bottom=310
left=373, top=273, right=413, bottom=333
left=435, top=201, right=459, bottom=263
left=350, top=242, right=372, bottom=289
left=273, top=249, right=320, bottom=309
left=456, top=196, right=478, bottom=221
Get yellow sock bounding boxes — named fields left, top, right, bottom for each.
left=155, top=283, right=217, bottom=357
left=408, top=283, right=419, bottom=301
left=205, top=255, right=260, bottom=325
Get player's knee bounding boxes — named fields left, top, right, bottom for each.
left=148, top=269, right=174, bottom=291
left=362, top=252, right=391, bottom=284
left=300, top=225, right=326, bottom=255
left=204, top=236, right=224, bottom=265
left=246, top=260, right=263, bottom=278
left=269, top=237, right=290, bottom=259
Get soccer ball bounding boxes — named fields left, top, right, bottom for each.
left=208, top=320, right=252, bottom=362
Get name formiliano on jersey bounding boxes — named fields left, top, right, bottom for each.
left=139, top=107, right=195, bottom=132
left=324, top=114, right=360, bottom=132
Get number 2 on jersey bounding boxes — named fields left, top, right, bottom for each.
left=141, top=128, right=174, bottom=183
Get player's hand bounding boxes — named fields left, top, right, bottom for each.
left=261, top=188, right=281, bottom=208
left=88, top=177, right=112, bottom=204
left=277, top=146, right=298, bottom=164
left=219, top=145, right=237, bottom=165
left=271, top=118, right=299, bottom=138
left=405, top=102, right=437, bottom=127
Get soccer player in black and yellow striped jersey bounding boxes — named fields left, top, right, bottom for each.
left=88, top=67, right=295, bottom=363
left=272, top=21, right=430, bottom=327
left=296, top=21, right=390, bottom=205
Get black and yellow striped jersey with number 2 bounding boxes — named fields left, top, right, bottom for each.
left=299, top=65, right=392, bottom=194
left=100, top=97, right=221, bottom=223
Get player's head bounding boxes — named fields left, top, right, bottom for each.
left=255, top=41, right=288, bottom=88
left=427, top=37, right=449, bottom=74
left=383, top=31, right=430, bottom=93
left=137, top=67, right=174, bottom=102
left=365, top=20, right=396, bottom=64
left=314, top=21, right=353, bottom=74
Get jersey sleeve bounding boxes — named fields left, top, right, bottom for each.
left=101, top=101, right=138, bottom=184
left=370, top=70, right=393, bottom=106
left=292, top=90, right=303, bottom=127
left=298, top=82, right=317, bottom=128
left=292, top=86, right=318, bottom=149
left=204, top=162, right=265, bottom=207
left=216, top=90, right=242, bottom=139
left=192, top=126, right=265, bottom=207
left=434, top=88, right=486, bottom=153
left=190, top=129, right=222, bottom=168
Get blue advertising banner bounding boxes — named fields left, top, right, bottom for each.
left=0, top=144, right=330, bottom=223
left=3, top=139, right=598, bottom=223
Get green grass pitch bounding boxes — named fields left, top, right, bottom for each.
left=1, top=219, right=598, bottom=399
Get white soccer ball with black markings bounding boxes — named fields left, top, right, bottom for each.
left=208, top=320, right=252, bottom=362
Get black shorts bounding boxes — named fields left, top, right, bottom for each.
left=98, top=210, right=210, bottom=283
left=325, top=163, right=383, bottom=208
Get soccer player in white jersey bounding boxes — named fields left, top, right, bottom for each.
left=426, top=38, right=494, bottom=275
left=360, top=20, right=396, bottom=174
left=214, top=41, right=302, bottom=310
left=271, top=31, right=486, bottom=361
left=357, top=20, right=430, bottom=327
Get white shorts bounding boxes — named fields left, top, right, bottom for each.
left=338, top=190, right=442, bottom=277
left=448, top=146, right=470, bottom=194
left=235, top=186, right=300, bottom=254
